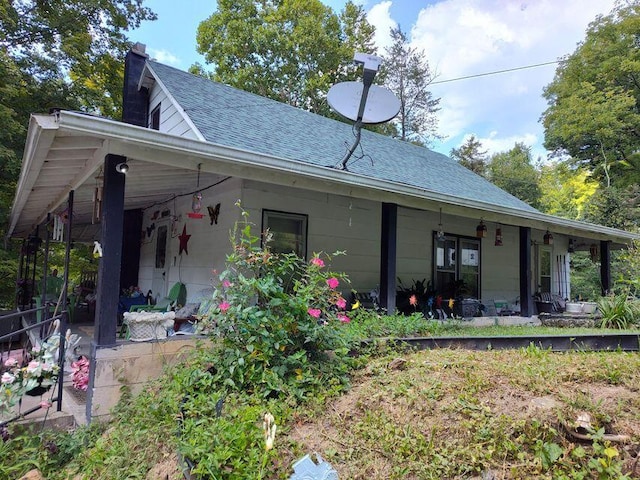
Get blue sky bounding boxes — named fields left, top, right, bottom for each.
left=131, top=0, right=615, bottom=160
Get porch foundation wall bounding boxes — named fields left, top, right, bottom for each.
left=87, top=337, right=209, bottom=422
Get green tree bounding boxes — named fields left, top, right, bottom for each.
left=196, top=0, right=376, bottom=116
left=1, top=0, right=156, bottom=119
left=584, top=185, right=640, bottom=231
left=538, top=161, right=598, bottom=219
left=487, top=143, right=541, bottom=208
left=380, top=27, right=440, bottom=145
left=541, top=2, right=640, bottom=187
left=450, top=135, right=488, bottom=176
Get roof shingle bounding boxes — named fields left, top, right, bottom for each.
left=148, top=60, right=539, bottom=214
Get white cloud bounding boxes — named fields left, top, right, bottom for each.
left=477, top=131, right=538, bottom=155
left=148, top=48, right=181, bottom=66
left=363, top=0, right=615, bottom=157
left=366, top=1, right=397, bottom=51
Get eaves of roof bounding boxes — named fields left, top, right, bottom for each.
left=7, top=111, right=640, bottom=247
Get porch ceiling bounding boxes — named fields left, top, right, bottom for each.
left=9, top=114, right=225, bottom=241
left=8, top=111, right=640, bottom=248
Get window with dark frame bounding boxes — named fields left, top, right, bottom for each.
left=262, top=210, right=308, bottom=259
left=433, top=233, right=480, bottom=299
left=150, top=104, right=160, bottom=130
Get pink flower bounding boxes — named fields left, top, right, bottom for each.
left=326, top=277, right=339, bottom=289
left=39, top=400, right=52, bottom=409
left=26, top=361, right=41, bottom=373
left=409, top=294, right=418, bottom=306
left=307, top=308, right=321, bottom=318
left=4, top=357, right=18, bottom=367
left=219, top=301, right=231, bottom=313
left=1, top=372, right=15, bottom=384
left=222, top=280, right=232, bottom=288
left=336, top=297, right=346, bottom=310
left=310, top=257, right=325, bottom=268
left=337, top=313, right=351, bottom=323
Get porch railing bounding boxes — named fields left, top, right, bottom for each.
left=0, top=305, right=68, bottom=428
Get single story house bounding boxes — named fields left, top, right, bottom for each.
left=7, top=43, right=640, bottom=349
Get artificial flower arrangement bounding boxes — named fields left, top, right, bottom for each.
left=0, top=336, right=60, bottom=414
left=70, top=356, right=90, bottom=392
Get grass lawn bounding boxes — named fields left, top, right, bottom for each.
left=16, top=343, right=634, bottom=480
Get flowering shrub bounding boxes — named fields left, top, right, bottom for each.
left=0, top=338, right=60, bottom=413
left=71, top=356, right=90, bottom=391
left=198, top=205, right=352, bottom=399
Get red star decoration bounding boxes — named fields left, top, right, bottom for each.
left=178, top=224, right=191, bottom=255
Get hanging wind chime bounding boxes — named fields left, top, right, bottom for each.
left=93, top=168, right=103, bottom=224
left=188, top=164, right=204, bottom=219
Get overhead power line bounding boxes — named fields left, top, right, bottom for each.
left=431, top=60, right=560, bottom=85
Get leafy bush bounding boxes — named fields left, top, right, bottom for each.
left=198, top=205, right=353, bottom=400
left=597, top=293, right=640, bottom=329
left=343, top=308, right=436, bottom=342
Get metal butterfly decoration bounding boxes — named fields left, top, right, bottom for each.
left=207, top=203, right=220, bottom=225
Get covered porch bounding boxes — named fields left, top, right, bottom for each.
left=7, top=111, right=639, bottom=423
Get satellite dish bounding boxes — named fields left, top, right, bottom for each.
left=327, top=82, right=400, bottom=124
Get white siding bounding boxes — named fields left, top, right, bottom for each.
left=241, top=180, right=381, bottom=293
left=147, top=84, right=200, bottom=140
left=137, top=178, right=243, bottom=301
left=135, top=178, right=533, bottom=309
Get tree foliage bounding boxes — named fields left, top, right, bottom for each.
left=195, top=0, right=375, bottom=116
left=450, top=135, right=488, bottom=176
left=487, top=143, right=541, bottom=208
left=1, top=0, right=156, bottom=119
left=538, top=161, right=598, bottom=220
left=380, top=28, right=440, bottom=145
left=542, top=2, right=640, bottom=188
left=583, top=185, right=640, bottom=230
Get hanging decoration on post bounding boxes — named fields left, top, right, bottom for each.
left=543, top=230, right=554, bottom=245
left=188, top=163, right=205, bottom=219
left=494, top=225, right=503, bottom=246
left=476, top=219, right=487, bottom=238
left=568, top=238, right=575, bottom=253
left=589, top=244, right=598, bottom=262
left=93, top=169, right=103, bottom=224
left=93, top=241, right=103, bottom=258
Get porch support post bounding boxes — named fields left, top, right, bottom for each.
left=519, top=226, right=533, bottom=317
left=94, top=154, right=126, bottom=346
left=600, top=240, right=611, bottom=295
left=41, top=219, right=51, bottom=322
left=380, top=203, right=397, bottom=314
left=56, top=190, right=73, bottom=411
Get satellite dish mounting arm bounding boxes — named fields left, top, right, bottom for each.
left=340, top=53, right=382, bottom=170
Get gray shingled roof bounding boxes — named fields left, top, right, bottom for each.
left=148, top=61, right=539, bottom=213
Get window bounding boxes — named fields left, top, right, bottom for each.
left=262, top=210, right=307, bottom=259
left=150, top=104, right=160, bottom=130
left=537, top=246, right=552, bottom=293
left=155, top=225, right=167, bottom=268
left=433, top=234, right=480, bottom=298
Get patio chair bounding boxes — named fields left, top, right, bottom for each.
left=74, top=270, right=98, bottom=320
left=129, top=282, right=186, bottom=312
left=34, top=274, right=66, bottom=322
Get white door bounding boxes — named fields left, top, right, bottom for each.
left=151, top=222, right=171, bottom=301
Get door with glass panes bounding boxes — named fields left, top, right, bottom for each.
left=434, top=235, right=480, bottom=299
